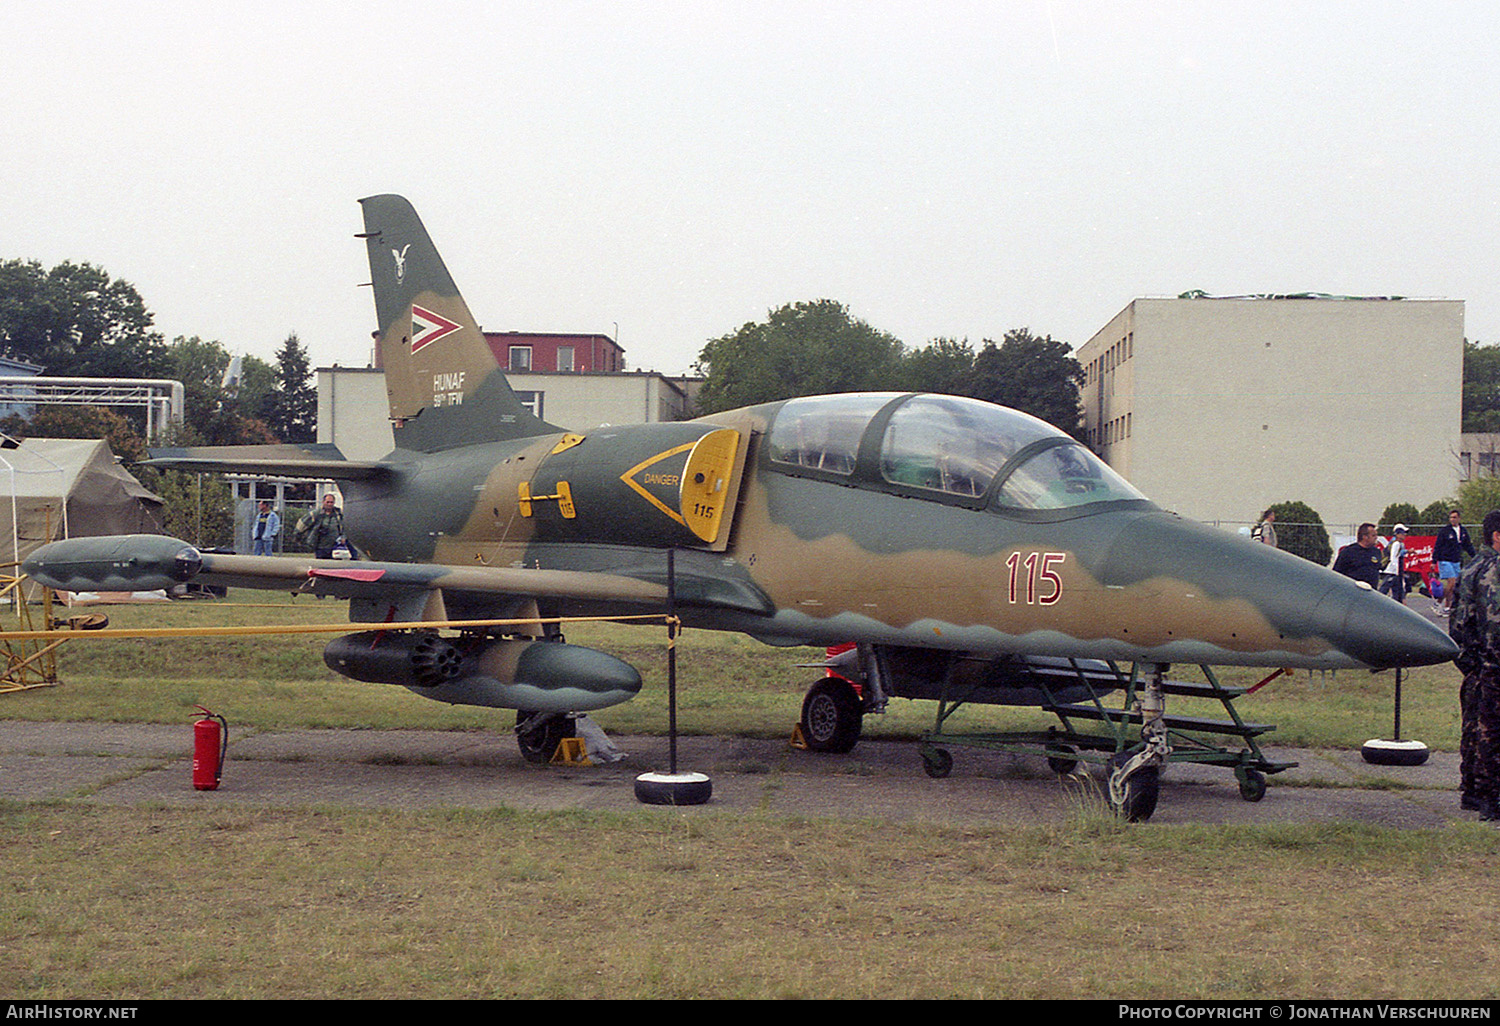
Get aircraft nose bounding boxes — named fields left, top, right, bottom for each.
left=1099, top=513, right=1459, bottom=670
left=1328, top=585, right=1458, bottom=669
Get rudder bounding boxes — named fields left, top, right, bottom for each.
left=359, top=194, right=556, bottom=452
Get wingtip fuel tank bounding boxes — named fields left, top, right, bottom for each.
left=22, top=534, right=203, bottom=594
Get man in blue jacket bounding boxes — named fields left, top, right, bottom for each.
left=1435, top=509, right=1476, bottom=613
left=252, top=500, right=280, bottom=556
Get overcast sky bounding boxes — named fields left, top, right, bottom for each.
left=4, top=1, right=1496, bottom=378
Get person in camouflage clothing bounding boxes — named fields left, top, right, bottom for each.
left=1448, top=508, right=1500, bottom=821
left=302, top=494, right=346, bottom=559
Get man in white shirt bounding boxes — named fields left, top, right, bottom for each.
left=1379, top=524, right=1409, bottom=603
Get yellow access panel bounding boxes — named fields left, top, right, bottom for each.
left=679, top=428, right=742, bottom=546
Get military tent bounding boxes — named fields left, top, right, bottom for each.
left=0, top=438, right=164, bottom=574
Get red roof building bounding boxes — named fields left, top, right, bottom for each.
left=483, top=332, right=624, bottom=374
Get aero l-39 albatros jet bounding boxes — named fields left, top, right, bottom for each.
left=23, top=195, right=1457, bottom=814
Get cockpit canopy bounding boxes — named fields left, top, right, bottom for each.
left=765, top=393, right=1147, bottom=516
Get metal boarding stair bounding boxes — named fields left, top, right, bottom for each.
left=918, top=659, right=1298, bottom=806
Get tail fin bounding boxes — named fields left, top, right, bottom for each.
left=359, top=194, right=557, bottom=452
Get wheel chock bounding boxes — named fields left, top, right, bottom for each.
left=550, top=737, right=592, bottom=766
left=789, top=725, right=808, bottom=750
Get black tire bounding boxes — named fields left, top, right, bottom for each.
left=1237, top=768, right=1267, bottom=802
left=922, top=747, right=953, bottom=779
left=1109, top=751, right=1159, bottom=822
left=1118, top=766, right=1159, bottom=822
left=515, top=712, right=575, bottom=764
left=1360, top=739, right=1430, bottom=766
left=1046, top=744, right=1079, bottom=775
left=800, top=679, right=863, bottom=754
left=634, top=771, right=713, bottom=806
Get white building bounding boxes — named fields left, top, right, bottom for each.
left=1077, top=296, right=1464, bottom=532
left=317, top=367, right=699, bottom=461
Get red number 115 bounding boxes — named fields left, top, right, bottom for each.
left=1005, top=551, right=1065, bottom=606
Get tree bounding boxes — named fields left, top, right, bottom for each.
left=1378, top=502, right=1421, bottom=535
left=899, top=337, right=976, bottom=395
left=0, top=405, right=147, bottom=463
left=0, top=258, right=168, bottom=378
left=1419, top=499, right=1457, bottom=530
left=238, top=355, right=279, bottom=428
left=1462, top=340, right=1500, bottom=432
left=164, top=336, right=279, bottom=446
left=0, top=403, right=235, bottom=545
left=964, top=329, right=1083, bottom=436
left=146, top=466, right=235, bottom=548
left=1457, top=478, right=1500, bottom=528
left=693, top=300, right=905, bottom=414
left=1265, top=500, right=1332, bottom=565
left=259, top=332, right=317, bottom=443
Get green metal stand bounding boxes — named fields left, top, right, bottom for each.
left=918, top=661, right=1297, bottom=811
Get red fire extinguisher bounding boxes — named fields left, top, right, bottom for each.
left=192, top=705, right=228, bottom=791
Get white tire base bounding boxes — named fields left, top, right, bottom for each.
left=1360, top=738, right=1430, bottom=766
left=634, top=771, right=713, bottom=806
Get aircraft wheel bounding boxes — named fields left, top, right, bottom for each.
left=634, top=771, right=713, bottom=806
left=1046, top=744, right=1079, bottom=775
left=1109, top=752, right=1159, bottom=823
left=515, top=712, right=575, bottom=764
left=1117, top=767, right=1159, bottom=822
left=922, top=747, right=953, bottom=779
left=1237, top=768, right=1268, bottom=803
left=800, top=679, right=863, bottom=754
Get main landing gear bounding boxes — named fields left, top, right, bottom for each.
left=515, top=711, right=575, bottom=764
left=799, top=678, right=864, bottom=753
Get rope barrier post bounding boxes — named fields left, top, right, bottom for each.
left=1361, top=665, right=1430, bottom=766
left=634, top=547, right=712, bottom=806
left=668, top=548, right=678, bottom=775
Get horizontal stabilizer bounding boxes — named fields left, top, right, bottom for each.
left=143, top=443, right=390, bottom=480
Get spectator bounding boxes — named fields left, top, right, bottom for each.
left=1332, top=522, right=1381, bottom=588
left=1252, top=509, right=1278, bottom=548
left=1434, top=509, right=1476, bottom=613
left=1379, top=524, right=1409, bottom=603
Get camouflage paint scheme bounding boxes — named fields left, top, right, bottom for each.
left=23, top=195, right=1457, bottom=722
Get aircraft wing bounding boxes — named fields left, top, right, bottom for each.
left=141, top=443, right=392, bottom=481
left=22, top=534, right=669, bottom=609
left=200, top=552, right=669, bottom=606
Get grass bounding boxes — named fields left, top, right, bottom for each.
left=2, top=803, right=1497, bottom=1000
left=2, top=591, right=1494, bottom=999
